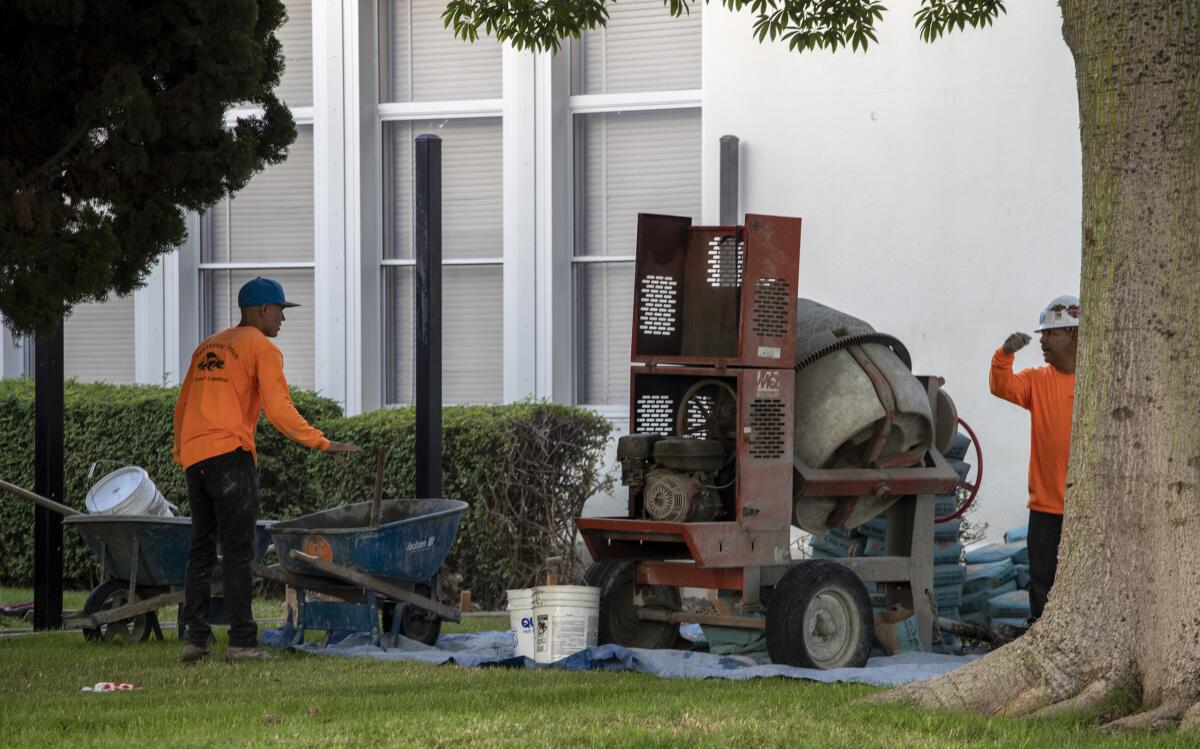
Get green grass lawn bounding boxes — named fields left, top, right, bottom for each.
left=0, top=591, right=1192, bottom=748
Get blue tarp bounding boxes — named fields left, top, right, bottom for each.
left=260, top=625, right=977, bottom=687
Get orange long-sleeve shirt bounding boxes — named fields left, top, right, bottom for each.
left=173, top=326, right=330, bottom=470
left=989, top=348, right=1074, bottom=515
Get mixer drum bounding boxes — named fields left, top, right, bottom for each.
left=791, top=300, right=935, bottom=535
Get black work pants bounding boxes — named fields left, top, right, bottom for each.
left=1027, top=509, right=1063, bottom=622
left=183, top=449, right=260, bottom=647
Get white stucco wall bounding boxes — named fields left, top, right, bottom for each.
left=701, top=1, right=1082, bottom=541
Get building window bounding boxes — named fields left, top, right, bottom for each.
left=570, top=0, right=702, bottom=406
left=195, top=0, right=315, bottom=389
left=199, top=126, right=317, bottom=390
left=378, top=0, right=503, bottom=405
left=276, top=0, right=313, bottom=108
left=63, top=296, right=136, bottom=384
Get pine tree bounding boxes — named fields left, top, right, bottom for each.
left=0, top=0, right=295, bottom=335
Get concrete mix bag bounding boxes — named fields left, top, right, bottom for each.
left=963, top=559, right=1017, bottom=595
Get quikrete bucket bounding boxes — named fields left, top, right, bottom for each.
left=506, top=588, right=536, bottom=659
left=531, top=585, right=600, bottom=664
left=85, top=467, right=175, bottom=517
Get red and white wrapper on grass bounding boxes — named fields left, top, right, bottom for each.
left=81, top=682, right=141, bottom=692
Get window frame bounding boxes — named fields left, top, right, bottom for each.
left=374, top=3, right=506, bottom=406
left=566, top=60, right=702, bottom=412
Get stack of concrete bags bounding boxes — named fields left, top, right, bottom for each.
left=959, top=524, right=1032, bottom=628
left=808, top=431, right=973, bottom=644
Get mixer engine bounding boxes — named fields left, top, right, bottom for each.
left=619, top=434, right=728, bottom=522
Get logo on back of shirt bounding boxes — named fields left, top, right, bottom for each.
left=197, top=352, right=225, bottom=371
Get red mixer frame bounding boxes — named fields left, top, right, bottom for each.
left=576, top=213, right=960, bottom=646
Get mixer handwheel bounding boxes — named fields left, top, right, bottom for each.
left=766, top=561, right=872, bottom=669
left=584, top=561, right=680, bottom=650
left=674, top=378, right=738, bottom=443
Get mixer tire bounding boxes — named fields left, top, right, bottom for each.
left=766, top=561, right=872, bottom=669
left=585, top=561, right=681, bottom=650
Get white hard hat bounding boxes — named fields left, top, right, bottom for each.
left=1036, top=295, right=1080, bottom=331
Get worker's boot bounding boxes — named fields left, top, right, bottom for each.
left=181, top=642, right=210, bottom=664
left=225, top=645, right=275, bottom=661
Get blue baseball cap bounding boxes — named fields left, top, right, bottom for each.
left=237, top=277, right=300, bottom=308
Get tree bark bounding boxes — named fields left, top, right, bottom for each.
left=872, top=1, right=1200, bottom=729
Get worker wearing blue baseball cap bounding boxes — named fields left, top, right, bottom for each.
left=174, top=277, right=361, bottom=663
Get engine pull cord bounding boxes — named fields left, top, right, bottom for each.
left=935, top=416, right=983, bottom=524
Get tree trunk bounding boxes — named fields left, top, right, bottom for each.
left=873, top=1, right=1200, bottom=730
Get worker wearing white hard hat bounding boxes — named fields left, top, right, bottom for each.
left=989, top=295, right=1079, bottom=624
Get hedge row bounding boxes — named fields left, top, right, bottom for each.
left=0, top=379, right=343, bottom=587
left=0, top=381, right=612, bottom=608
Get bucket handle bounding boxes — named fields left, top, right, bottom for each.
left=86, top=459, right=128, bottom=481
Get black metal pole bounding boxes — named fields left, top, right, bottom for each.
left=719, top=135, right=739, bottom=226
left=33, top=324, right=64, bottom=630
left=414, top=134, right=442, bottom=499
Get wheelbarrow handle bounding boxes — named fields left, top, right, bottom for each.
left=0, top=478, right=83, bottom=517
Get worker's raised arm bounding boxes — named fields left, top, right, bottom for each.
left=256, top=345, right=331, bottom=451
left=990, top=332, right=1034, bottom=409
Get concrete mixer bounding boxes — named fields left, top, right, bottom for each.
left=576, top=213, right=963, bottom=668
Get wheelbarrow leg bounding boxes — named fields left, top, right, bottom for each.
left=290, top=588, right=307, bottom=648
left=128, top=539, right=139, bottom=601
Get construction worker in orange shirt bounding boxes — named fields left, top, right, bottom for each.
left=989, top=295, right=1079, bottom=623
left=174, top=277, right=360, bottom=663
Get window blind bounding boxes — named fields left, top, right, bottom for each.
left=379, top=0, right=502, bottom=102
left=384, top=119, right=502, bottom=261
left=276, top=0, right=313, bottom=107
left=576, top=109, right=702, bottom=258
left=572, top=0, right=702, bottom=95
left=206, top=126, right=315, bottom=264
left=574, top=108, right=701, bottom=404
left=384, top=265, right=503, bottom=405
left=63, top=296, right=136, bottom=384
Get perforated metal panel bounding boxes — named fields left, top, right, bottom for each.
left=751, top=277, right=789, bottom=338
left=683, top=394, right=714, bottom=439
left=705, top=235, right=744, bottom=288
left=638, top=275, right=678, bottom=336
left=748, top=398, right=786, bottom=459
left=635, top=394, right=675, bottom=435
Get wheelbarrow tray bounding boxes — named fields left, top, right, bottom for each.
left=268, top=499, right=467, bottom=586
left=64, top=514, right=274, bottom=588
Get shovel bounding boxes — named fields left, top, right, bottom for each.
left=0, top=478, right=82, bottom=517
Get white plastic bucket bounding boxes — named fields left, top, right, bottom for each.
left=531, top=585, right=600, bottom=664
left=85, top=467, right=174, bottom=517
left=506, top=588, right=536, bottom=659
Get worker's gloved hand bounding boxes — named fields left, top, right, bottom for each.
left=325, top=441, right=363, bottom=462
left=1002, top=332, right=1032, bottom=354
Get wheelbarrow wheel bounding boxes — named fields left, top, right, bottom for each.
left=380, top=583, right=442, bottom=646
left=585, top=561, right=681, bottom=650
left=80, top=579, right=156, bottom=644
left=765, top=560, right=871, bottom=669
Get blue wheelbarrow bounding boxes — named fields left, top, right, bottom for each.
left=0, top=477, right=272, bottom=643
left=63, top=514, right=274, bottom=642
left=259, top=498, right=468, bottom=647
